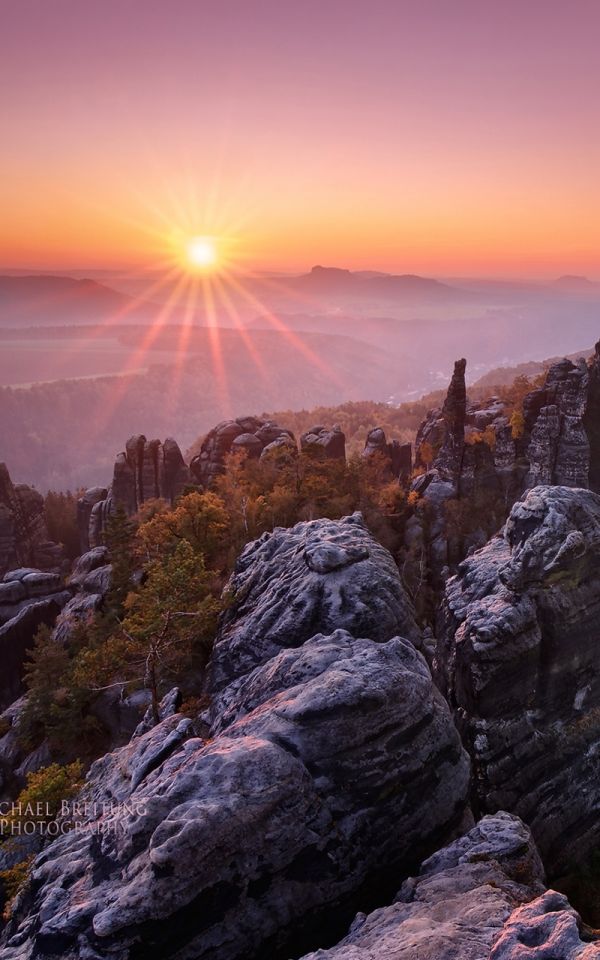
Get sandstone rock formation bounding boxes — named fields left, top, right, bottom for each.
left=299, top=812, right=547, bottom=960
left=81, top=436, right=190, bottom=549
left=362, top=427, right=412, bottom=480
left=0, top=464, right=63, bottom=575
left=300, top=423, right=346, bottom=459
left=407, top=345, right=600, bottom=589
left=189, top=416, right=296, bottom=488
left=437, top=485, right=600, bottom=875
left=0, top=516, right=470, bottom=960
left=209, top=511, right=421, bottom=692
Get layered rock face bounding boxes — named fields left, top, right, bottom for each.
left=80, top=436, right=190, bottom=549
left=0, top=515, right=471, bottom=960
left=0, top=464, right=63, bottom=575
left=190, top=417, right=296, bottom=488
left=524, top=357, right=591, bottom=489
left=437, top=485, right=600, bottom=875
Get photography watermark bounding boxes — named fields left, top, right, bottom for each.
left=0, top=800, right=148, bottom=838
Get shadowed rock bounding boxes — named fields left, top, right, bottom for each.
left=190, top=417, right=295, bottom=488
left=437, top=485, right=600, bottom=875
left=83, top=436, right=191, bottom=547
left=300, top=424, right=346, bottom=460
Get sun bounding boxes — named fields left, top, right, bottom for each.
left=185, top=235, right=218, bottom=271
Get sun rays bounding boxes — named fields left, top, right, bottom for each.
left=51, top=177, right=348, bottom=434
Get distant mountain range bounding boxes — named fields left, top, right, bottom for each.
left=279, top=265, right=470, bottom=302
left=0, top=275, right=162, bottom=327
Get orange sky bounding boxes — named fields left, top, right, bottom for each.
left=2, top=0, right=600, bottom=278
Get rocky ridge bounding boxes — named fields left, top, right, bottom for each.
left=0, top=514, right=471, bottom=960
left=437, top=484, right=600, bottom=875
left=407, top=342, right=600, bottom=586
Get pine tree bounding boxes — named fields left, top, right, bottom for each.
left=102, top=503, right=136, bottom=619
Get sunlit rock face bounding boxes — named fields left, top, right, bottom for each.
left=0, top=517, right=470, bottom=960
left=299, top=812, right=547, bottom=960
left=208, top=511, right=421, bottom=692
left=189, top=416, right=296, bottom=489
left=437, top=485, right=600, bottom=875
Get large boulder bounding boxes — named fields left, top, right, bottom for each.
left=437, top=485, right=600, bottom=875
left=209, top=511, right=420, bottom=692
left=0, top=516, right=470, bottom=960
left=0, top=630, right=469, bottom=960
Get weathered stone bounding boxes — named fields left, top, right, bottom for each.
left=490, top=890, right=600, bottom=959
left=299, top=812, right=545, bottom=960
left=362, top=428, right=411, bottom=480
left=87, top=436, right=191, bottom=546
left=0, top=630, right=469, bottom=960
left=0, top=594, right=70, bottom=710
left=76, top=487, right=108, bottom=553
left=301, top=423, right=346, bottom=460
left=209, top=511, right=420, bottom=692
left=437, top=485, right=600, bottom=875
left=190, top=417, right=296, bottom=488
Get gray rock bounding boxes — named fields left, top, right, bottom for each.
left=76, top=487, right=108, bottom=553
left=69, top=546, right=109, bottom=587
left=300, top=423, right=346, bottom=460
left=89, top=436, right=191, bottom=546
left=437, top=484, right=600, bottom=874
left=0, top=595, right=69, bottom=710
left=0, top=580, right=25, bottom=605
left=490, top=890, right=600, bottom=959
left=0, top=628, right=469, bottom=960
left=52, top=592, right=103, bottom=646
left=21, top=572, right=61, bottom=597
left=299, top=812, right=545, bottom=960
left=209, top=511, right=420, bottom=692
left=190, top=417, right=296, bottom=488
left=79, top=564, right=112, bottom=596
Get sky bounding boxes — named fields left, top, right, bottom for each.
left=1, top=0, right=600, bottom=277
